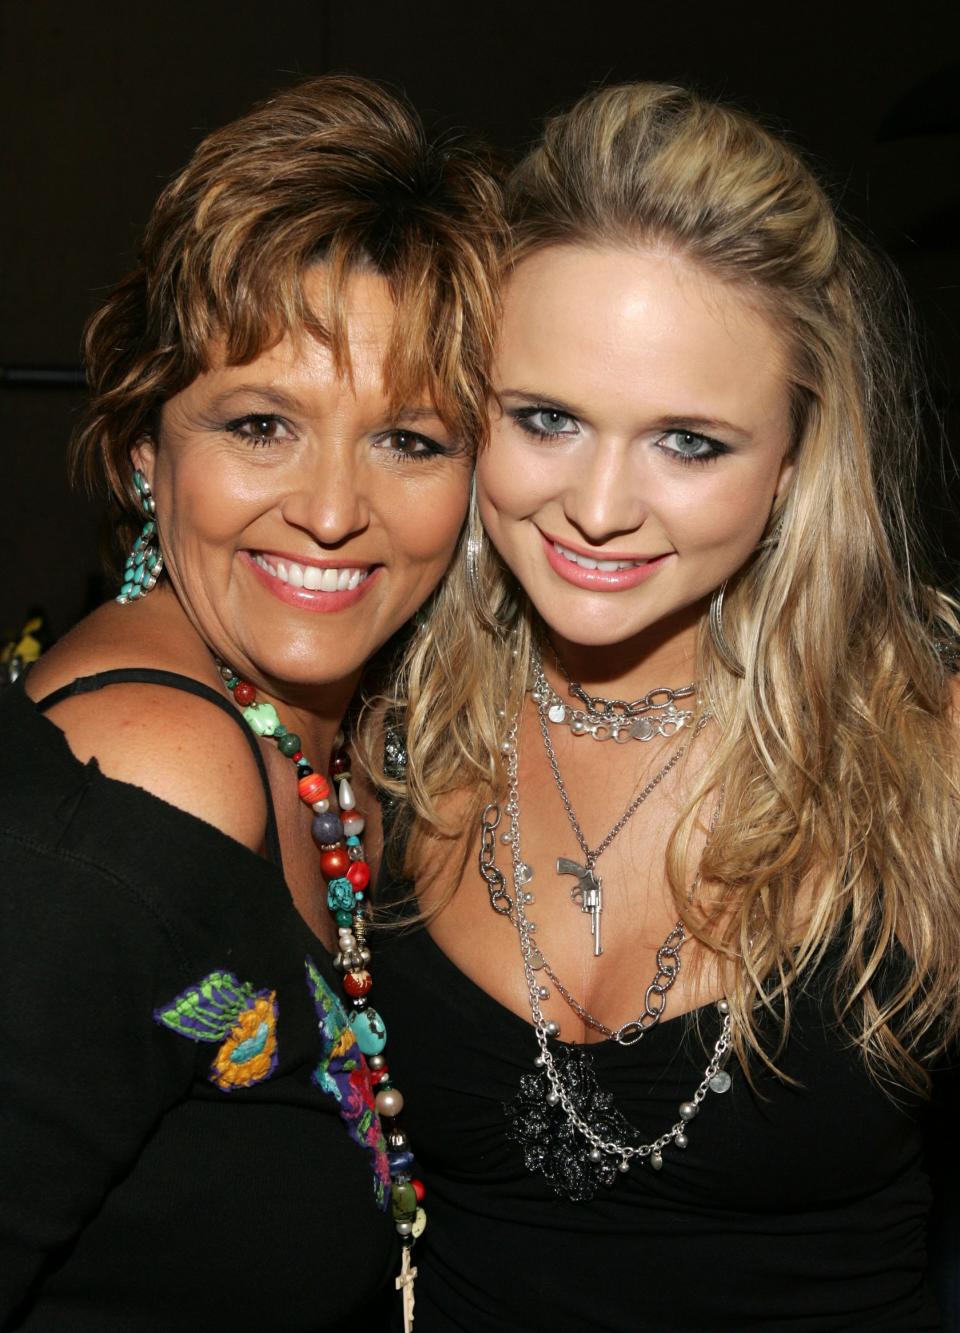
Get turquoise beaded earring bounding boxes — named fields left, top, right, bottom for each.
left=116, top=470, right=164, bottom=604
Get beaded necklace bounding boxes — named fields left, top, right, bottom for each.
left=216, top=659, right=424, bottom=1331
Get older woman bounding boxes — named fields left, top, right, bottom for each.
left=0, top=76, right=502, bottom=1330
left=373, top=83, right=960, bottom=1330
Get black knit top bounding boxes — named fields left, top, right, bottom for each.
left=0, top=674, right=396, bottom=1332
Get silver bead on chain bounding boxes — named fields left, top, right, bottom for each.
left=502, top=709, right=734, bottom=1174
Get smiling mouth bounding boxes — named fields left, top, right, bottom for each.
left=252, top=553, right=372, bottom=593
left=551, top=541, right=649, bottom=571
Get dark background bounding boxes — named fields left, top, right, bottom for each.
left=2, top=0, right=959, bottom=644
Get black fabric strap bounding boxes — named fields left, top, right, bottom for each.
left=35, top=668, right=283, bottom=872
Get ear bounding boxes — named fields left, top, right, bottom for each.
left=773, top=450, right=796, bottom=502
left=130, top=436, right=157, bottom=489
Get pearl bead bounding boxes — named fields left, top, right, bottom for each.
left=533, top=1054, right=546, bottom=1067
left=368, top=1053, right=386, bottom=1071
left=312, top=799, right=330, bottom=813
left=571, top=719, right=587, bottom=735
left=588, top=1147, right=602, bottom=1163
left=500, top=831, right=512, bottom=844
left=338, top=778, right=356, bottom=811
left=717, top=998, right=730, bottom=1015
left=545, top=1090, right=560, bottom=1107
left=376, top=1087, right=405, bottom=1118
left=678, top=1101, right=698, bottom=1121
left=396, top=1221, right=413, bottom=1237
left=537, top=985, right=549, bottom=999
left=360, top=947, right=372, bottom=965
left=500, top=740, right=515, bottom=755
left=650, top=1151, right=663, bottom=1170
left=618, top=1159, right=630, bottom=1173
left=544, top=1020, right=560, bottom=1038
left=674, top=1132, right=688, bottom=1149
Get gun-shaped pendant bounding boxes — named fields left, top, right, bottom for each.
left=556, top=857, right=603, bottom=956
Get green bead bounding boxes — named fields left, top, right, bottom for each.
left=335, top=910, right=354, bottom=927
left=391, top=1182, right=417, bottom=1220
left=278, top=733, right=301, bottom=757
left=243, top=702, right=280, bottom=737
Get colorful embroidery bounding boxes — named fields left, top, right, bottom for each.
left=154, top=971, right=279, bottom=1092
left=305, top=956, right=390, bottom=1210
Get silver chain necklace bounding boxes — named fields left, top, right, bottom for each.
left=533, top=656, right=711, bottom=955
left=500, top=710, right=734, bottom=1197
left=536, top=652, right=697, bottom=743
left=479, top=801, right=687, bottom=1044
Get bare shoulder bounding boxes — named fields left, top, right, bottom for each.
left=28, top=601, right=267, bottom=850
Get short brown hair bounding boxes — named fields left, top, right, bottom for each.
left=72, top=74, right=505, bottom=549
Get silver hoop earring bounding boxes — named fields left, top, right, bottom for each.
left=709, top=581, right=745, bottom=678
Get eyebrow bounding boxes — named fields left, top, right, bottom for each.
left=497, top=388, right=752, bottom=444
left=204, top=385, right=443, bottom=426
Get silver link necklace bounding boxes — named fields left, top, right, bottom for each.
left=532, top=653, right=711, bottom=955
left=500, top=709, right=734, bottom=1195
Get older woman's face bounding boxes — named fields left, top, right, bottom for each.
left=136, top=267, right=469, bottom=692
left=477, top=245, right=795, bottom=650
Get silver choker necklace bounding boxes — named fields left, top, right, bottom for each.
left=533, top=656, right=697, bottom=744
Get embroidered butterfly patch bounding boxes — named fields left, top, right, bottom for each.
left=305, top=956, right=390, bottom=1210
left=154, top=971, right=279, bottom=1092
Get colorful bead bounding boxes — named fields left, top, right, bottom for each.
left=233, top=680, right=256, bottom=707
left=319, top=847, right=350, bottom=879
left=277, top=732, right=301, bottom=757
left=375, top=1086, right=405, bottom=1118
left=335, top=910, right=354, bottom=927
left=311, top=811, right=344, bottom=845
left=412, top=1179, right=425, bottom=1203
left=298, top=773, right=330, bottom=806
left=388, top=1150, right=414, bottom=1173
left=331, top=752, right=351, bottom=777
left=350, top=1007, right=387, bottom=1055
left=342, top=969, right=372, bottom=998
left=391, top=1181, right=417, bottom=1220
left=342, top=812, right=366, bottom=837
left=326, top=878, right=356, bottom=914
left=346, top=860, right=371, bottom=892
left=243, top=702, right=280, bottom=736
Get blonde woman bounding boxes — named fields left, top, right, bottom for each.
left=372, top=83, right=960, bottom=1331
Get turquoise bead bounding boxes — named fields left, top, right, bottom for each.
left=243, top=702, right=280, bottom=736
left=326, top=878, right=356, bottom=913
left=350, top=1007, right=387, bottom=1055
left=335, top=909, right=353, bottom=927
left=278, top=732, right=301, bottom=757
left=346, top=835, right=361, bottom=846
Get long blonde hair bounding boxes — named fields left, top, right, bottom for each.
left=367, top=82, right=960, bottom=1092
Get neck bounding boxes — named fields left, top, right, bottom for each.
left=546, top=601, right=703, bottom=699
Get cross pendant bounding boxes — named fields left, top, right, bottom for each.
left=396, top=1247, right=417, bottom=1331
left=556, top=857, right=604, bottom=956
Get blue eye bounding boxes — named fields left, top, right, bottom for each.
left=512, top=407, right=578, bottom=440
left=658, top=430, right=729, bottom=464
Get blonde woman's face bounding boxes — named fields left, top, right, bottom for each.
left=477, top=245, right=796, bottom=649
left=135, top=266, right=470, bottom=693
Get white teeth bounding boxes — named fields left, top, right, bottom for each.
left=554, top=542, right=642, bottom=571
left=255, top=554, right=368, bottom=592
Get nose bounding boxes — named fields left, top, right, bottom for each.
left=562, top=439, right=647, bottom=544
left=280, top=441, right=371, bottom=546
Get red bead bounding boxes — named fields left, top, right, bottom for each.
left=412, top=1179, right=425, bottom=1203
left=331, top=752, right=351, bottom=777
left=319, top=847, right=350, bottom=879
left=370, top=1064, right=389, bottom=1086
left=292, top=751, right=303, bottom=763
left=233, top=680, right=256, bottom=707
left=346, top=860, right=371, bottom=892
left=298, top=773, right=330, bottom=806
left=343, top=969, right=373, bottom=998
